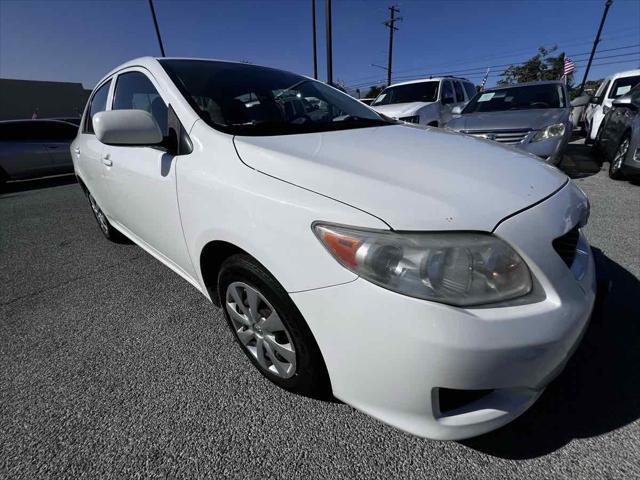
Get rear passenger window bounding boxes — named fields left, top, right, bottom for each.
left=46, top=122, right=78, bottom=141
left=453, top=81, right=464, bottom=102
left=463, top=82, right=477, bottom=100
left=112, top=71, right=168, bottom=135
left=85, top=80, right=111, bottom=134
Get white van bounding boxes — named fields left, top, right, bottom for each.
left=584, top=69, right=640, bottom=143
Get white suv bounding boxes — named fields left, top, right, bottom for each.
left=72, top=57, right=595, bottom=441
left=370, top=77, right=476, bottom=127
left=584, top=69, right=640, bottom=143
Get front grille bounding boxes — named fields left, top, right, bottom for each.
left=553, top=226, right=580, bottom=267
left=461, top=129, right=531, bottom=145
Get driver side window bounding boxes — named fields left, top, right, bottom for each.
left=112, top=71, right=168, bottom=135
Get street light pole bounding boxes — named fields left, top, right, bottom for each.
left=312, top=0, right=318, bottom=79
left=325, top=0, right=333, bottom=85
left=148, top=0, right=166, bottom=57
left=578, top=0, right=613, bottom=96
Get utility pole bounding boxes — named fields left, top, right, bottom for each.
left=312, top=0, right=318, bottom=79
left=148, top=0, right=166, bottom=57
left=578, top=0, right=613, bottom=96
left=384, top=5, right=402, bottom=86
left=325, top=0, right=333, bottom=85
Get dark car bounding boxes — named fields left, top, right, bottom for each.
left=595, top=83, right=640, bottom=179
left=0, top=119, right=78, bottom=186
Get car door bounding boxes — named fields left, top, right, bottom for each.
left=43, top=121, right=78, bottom=173
left=76, top=79, right=112, bottom=209
left=439, top=80, right=457, bottom=126
left=102, top=68, right=196, bottom=279
left=0, top=121, right=54, bottom=180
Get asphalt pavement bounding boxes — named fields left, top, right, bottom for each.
left=1, top=145, right=639, bottom=479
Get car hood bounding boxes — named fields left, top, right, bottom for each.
left=447, top=108, right=569, bottom=131
left=233, top=125, right=567, bottom=231
left=371, top=102, right=431, bottom=118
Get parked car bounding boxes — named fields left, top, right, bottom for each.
left=0, top=119, right=78, bottom=186
left=446, top=81, right=584, bottom=165
left=583, top=69, right=640, bottom=144
left=370, top=76, right=476, bottom=127
left=595, top=83, right=640, bottom=179
left=73, top=57, right=595, bottom=440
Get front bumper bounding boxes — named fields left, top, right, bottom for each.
left=292, top=182, right=596, bottom=440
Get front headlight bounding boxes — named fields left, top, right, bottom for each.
left=531, top=123, right=565, bottom=142
left=314, top=224, right=532, bottom=307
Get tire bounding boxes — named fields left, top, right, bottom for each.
left=609, top=135, right=629, bottom=180
left=218, top=254, right=331, bottom=398
left=86, top=191, right=129, bottom=243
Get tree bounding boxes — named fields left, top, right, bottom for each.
left=364, top=85, right=385, bottom=99
left=498, top=46, right=573, bottom=86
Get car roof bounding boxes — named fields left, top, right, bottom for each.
left=603, top=69, right=640, bottom=81
left=387, top=77, right=472, bottom=88
left=483, top=80, right=565, bottom=91
left=0, top=118, right=78, bottom=126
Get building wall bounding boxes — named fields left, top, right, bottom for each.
left=0, top=78, right=91, bottom=121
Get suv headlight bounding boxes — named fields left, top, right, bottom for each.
left=398, top=115, right=420, bottom=124
left=314, top=224, right=532, bottom=307
left=532, top=123, right=565, bottom=142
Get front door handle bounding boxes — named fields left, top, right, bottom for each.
left=74, top=147, right=80, bottom=154
left=102, top=154, right=112, bottom=167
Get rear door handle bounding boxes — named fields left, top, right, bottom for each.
left=102, top=154, right=112, bottom=167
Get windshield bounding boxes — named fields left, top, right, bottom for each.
left=159, top=60, right=390, bottom=136
left=371, top=81, right=439, bottom=106
left=463, top=83, right=567, bottom=113
left=608, top=75, right=640, bottom=98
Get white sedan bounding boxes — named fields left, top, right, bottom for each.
left=71, top=57, right=595, bottom=440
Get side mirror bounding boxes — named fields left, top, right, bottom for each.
left=451, top=105, right=463, bottom=115
left=612, top=95, right=637, bottom=110
left=442, top=96, right=455, bottom=105
left=570, top=95, right=591, bottom=108
left=93, top=110, right=163, bottom=146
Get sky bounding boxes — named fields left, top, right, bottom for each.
left=0, top=0, right=639, bottom=94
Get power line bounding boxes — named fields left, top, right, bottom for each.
left=347, top=45, right=639, bottom=88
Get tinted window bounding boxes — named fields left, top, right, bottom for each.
left=46, top=122, right=78, bottom=140
left=160, top=59, right=389, bottom=136
left=113, top=71, right=168, bottom=135
left=463, top=83, right=566, bottom=113
left=608, top=75, right=640, bottom=99
left=463, top=82, right=476, bottom=100
left=442, top=81, right=454, bottom=101
left=85, top=80, right=111, bottom=134
left=372, top=81, right=439, bottom=106
left=453, top=81, right=464, bottom=102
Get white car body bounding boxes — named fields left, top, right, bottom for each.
left=72, top=57, right=595, bottom=440
left=370, top=77, right=476, bottom=127
left=584, top=69, right=640, bottom=141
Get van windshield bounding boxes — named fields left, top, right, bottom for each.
left=371, top=81, right=439, bottom=106
left=159, top=59, right=391, bottom=136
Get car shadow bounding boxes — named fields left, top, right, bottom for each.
left=559, top=142, right=603, bottom=179
left=462, top=248, right=640, bottom=459
left=0, top=174, right=77, bottom=196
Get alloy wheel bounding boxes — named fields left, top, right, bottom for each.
left=225, top=281, right=297, bottom=379
left=612, top=138, right=629, bottom=174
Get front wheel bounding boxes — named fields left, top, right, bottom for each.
left=87, top=192, right=128, bottom=242
left=609, top=136, right=629, bottom=180
left=218, top=254, right=330, bottom=398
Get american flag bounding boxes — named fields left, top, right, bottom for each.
left=563, top=57, right=576, bottom=76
